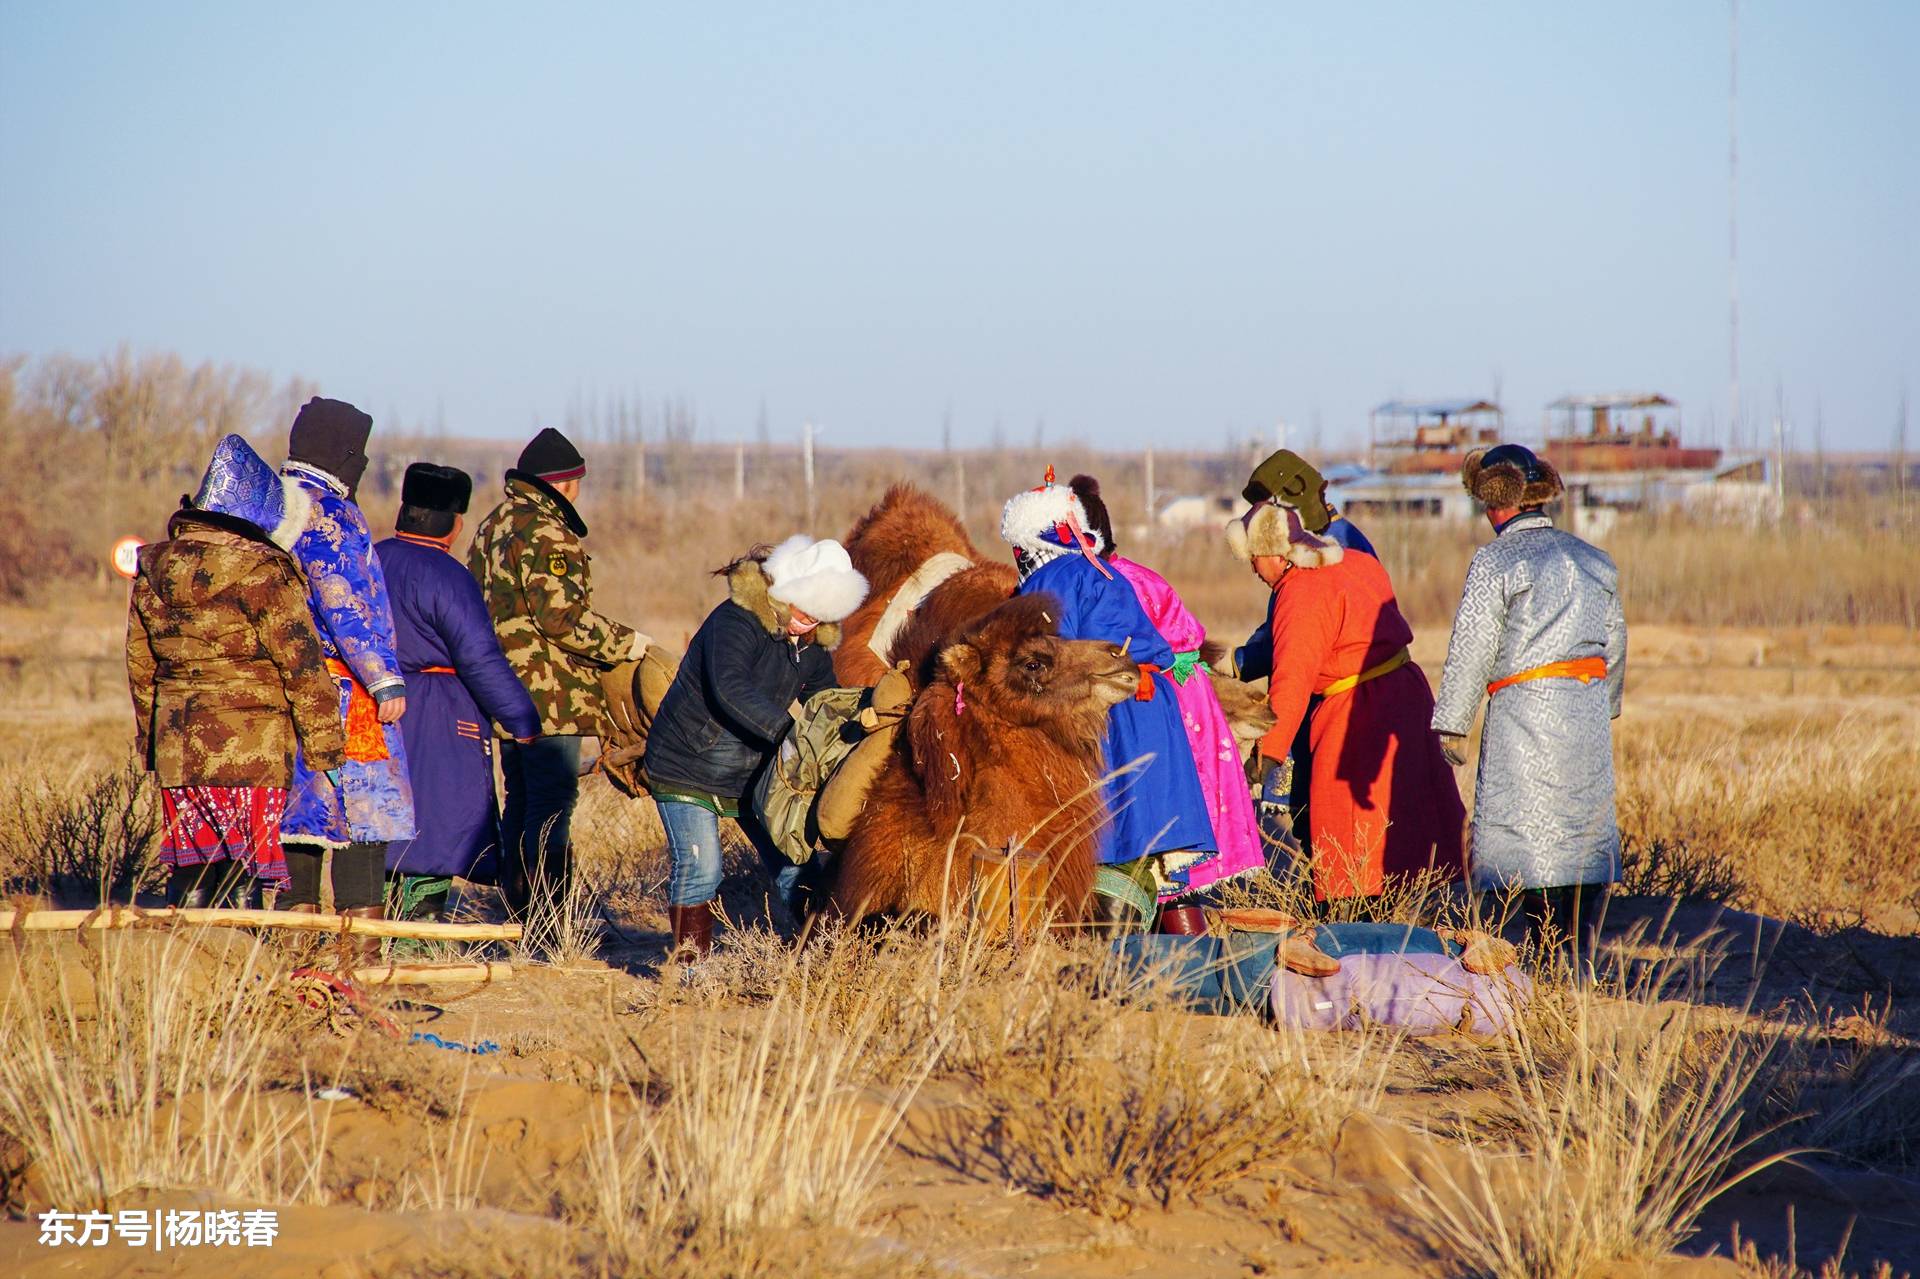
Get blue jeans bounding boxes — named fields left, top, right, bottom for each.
left=501, top=735, right=582, bottom=913
left=654, top=797, right=809, bottom=915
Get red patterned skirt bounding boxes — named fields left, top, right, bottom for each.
left=159, top=786, right=290, bottom=888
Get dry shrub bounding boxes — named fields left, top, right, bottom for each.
left=0, top=758, right=160, bottom=902
left=1386, top=956, right=1807, bottom=1279
left=1618, top=835, right=1744, bottom=903
left=928, top=957, right=1393, bottom=1220
left=578, top=946, right=942, bottom=1275
left=0, top=928, right=325, bottom=1208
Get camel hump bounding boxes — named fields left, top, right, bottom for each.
left=842, top=483, right=982, bottom=597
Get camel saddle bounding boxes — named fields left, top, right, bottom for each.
left=594, top=645, right=680, bottom=798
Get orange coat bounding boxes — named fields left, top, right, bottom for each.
left=1259, top=552, right=1466, bottom=899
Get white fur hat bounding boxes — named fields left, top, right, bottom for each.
left=764, top=535, right=870, bottom=623
left=999, top=481, right=1105, bottom=559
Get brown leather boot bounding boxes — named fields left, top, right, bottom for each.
left=667, top=902, right=713, bottom=961
left=340, top=905, right=386, bottom=969
left=1154, top=904, right=1209, bottom=936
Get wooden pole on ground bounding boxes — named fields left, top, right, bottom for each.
left=0, top=906, right=521, bottom=942
left=348, top=961, right=515, bottom=986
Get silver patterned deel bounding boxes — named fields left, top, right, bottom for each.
left=1431, top=511, right=1628, bottom=891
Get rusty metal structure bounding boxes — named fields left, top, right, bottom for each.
left=1367, top=399, right=1505, bottom=475
left=1542, top=392, right=1727, bottom=473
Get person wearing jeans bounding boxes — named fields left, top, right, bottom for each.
left=644, top=536, right=868, bottom=958
left=653, top=789, right=806, bottom=921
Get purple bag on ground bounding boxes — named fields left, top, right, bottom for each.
left=1268, top=923, right=1532, bottom=1035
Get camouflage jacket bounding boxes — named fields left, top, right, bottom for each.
left=126, top=511, right=348, bottom=788
left=466, top=471, right=640, bottom=736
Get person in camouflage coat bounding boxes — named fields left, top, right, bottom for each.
left=467, top=428, right=650, bottom=912
left=127, top=435, right=347, bottom=906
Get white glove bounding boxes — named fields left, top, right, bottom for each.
left=627, top=631, right=654, bottom=662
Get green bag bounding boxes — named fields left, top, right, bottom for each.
left=751, top=686, right=868, bottom=864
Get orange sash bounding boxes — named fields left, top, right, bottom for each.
left=325, top=658, right=391, bottom=762
left=1486, top=656, right=1607, bottom=697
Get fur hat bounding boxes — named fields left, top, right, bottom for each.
left=1067, top=474, right=1116, bottom=556
left=400, top=462, right=472, bottom=514
left=1462, top=443, right=1563, bottom=508
left=1242, top=449, right=1332, bottom=531
left=999, top=476, right=1105, bottom=561
left=763, top=535, right=869, bottom=624
left=1224, top=500, right=1345, bottom=569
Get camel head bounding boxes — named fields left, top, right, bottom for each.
left=933, top=594, right=1136, bottom=734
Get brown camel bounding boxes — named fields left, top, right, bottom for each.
left=825, top=593, right=1137, bottom=925
left=834, top=483, right=1018, bottom=686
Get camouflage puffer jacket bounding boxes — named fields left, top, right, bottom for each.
left=126, top=510, right=347, bottom=787
left=466, top=471, right=641, bottom=736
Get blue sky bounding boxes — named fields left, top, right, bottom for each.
left=1, top=1, right=1913, bottom=451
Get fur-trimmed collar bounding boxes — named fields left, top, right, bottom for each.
left=726, top=558, right=842, bottom=650
left=282, top=459, right=350, bottom=498
left=505, top=468, right=588, bottom=537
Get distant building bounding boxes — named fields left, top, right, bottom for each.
left=1337, top=391, right=1777, bottom=534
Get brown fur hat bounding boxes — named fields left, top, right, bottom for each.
left=1461, top=443, right=1563, bottom=508
left=1223, top=500, right=1344, bottom=569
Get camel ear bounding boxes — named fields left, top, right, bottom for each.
left=938, top=640, right=982, bottom=684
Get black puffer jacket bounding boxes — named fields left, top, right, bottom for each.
left=645, top=556, right=839, bottom=799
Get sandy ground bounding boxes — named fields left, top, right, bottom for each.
left=4, top=895, right=1918, bottom=1278
left=4, top=605, right=1918, bottom=1276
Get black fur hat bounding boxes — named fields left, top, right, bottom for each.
left=1067, top=474, right=1117, bottom=557
left=1461, top=443, right=1563, bottom=508
left=400, top=462, right=472, bottom=514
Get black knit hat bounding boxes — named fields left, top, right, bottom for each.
left=400, top=462, right=472, bottom=514
left=287, top=397, right=374, bottom=492
left=517, top=427, right=586, bottom=482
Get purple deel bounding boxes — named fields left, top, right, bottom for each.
left=375, top=537, right=539, bottom=880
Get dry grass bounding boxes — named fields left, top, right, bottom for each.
left=0, top=928, right=328, bottom=1208
left=1615, top=704, right=1920, bottom=930
left=577, top=938, right=944, bottom=1276
left=1386, top=957, right=1805, bottom=1279
left=929, top=975, right=1393, bottom=1219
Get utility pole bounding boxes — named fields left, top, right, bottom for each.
left=1770, top=382, right=1786, bottom=521
left=1897, top=389, right=1910, bottom=518
left=1728, top=0, right=1742, bottom=453
left=1143, top=448, right=1157, bottom=544
left=802, top=421, right=817, bottom=531
left=733, top=441, right=746, bottom=502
